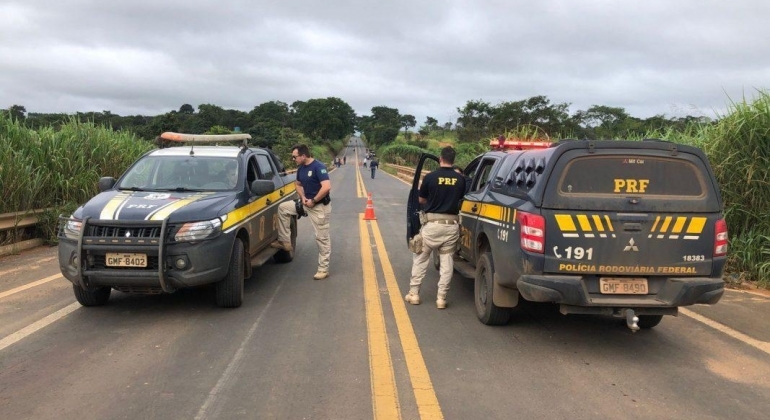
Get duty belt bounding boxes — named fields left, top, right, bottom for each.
left=427, top=219, right=458, bottom=225
left=426, top=213, right=459, bottom=224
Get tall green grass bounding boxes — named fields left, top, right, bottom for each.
left=0, top=115, right=153, bottom=243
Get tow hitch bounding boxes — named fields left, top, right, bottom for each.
left=620, top=308, right=640, bottom=332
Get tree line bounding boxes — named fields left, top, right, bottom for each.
left=4, top=96, right=714, bottom=148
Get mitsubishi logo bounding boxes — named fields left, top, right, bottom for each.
left=623, top=238, right=639, bottom=252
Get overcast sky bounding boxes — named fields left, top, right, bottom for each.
left=2, top=0, right=768, bottom=126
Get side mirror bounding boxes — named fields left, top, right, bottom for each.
left=250, top=179, right=276, bottom=196
left=98, top=177, right=116, bottom=192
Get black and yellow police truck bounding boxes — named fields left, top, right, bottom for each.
left=58, top=132, right=298, bottom=308
left=408, top=138, right=727, bottom=330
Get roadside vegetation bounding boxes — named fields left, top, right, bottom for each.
left=2, top=91, right=768, bottom=286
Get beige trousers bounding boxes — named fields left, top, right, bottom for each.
left=277, top=200, right=332, bottom=272
left=409, top=222, right=459, bottom=298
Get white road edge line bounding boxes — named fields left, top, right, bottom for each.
left=0, top=274, right=63, bottom=300
left=194, top=282, right=284, bottom=420
left=679, top=307, right=770, bottom=356
left=0, top=301, right=81, bottom=352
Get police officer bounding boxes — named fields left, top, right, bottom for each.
left=405, top=146, right=466, bottom=309
left=272, top=144, right=332, bottom=280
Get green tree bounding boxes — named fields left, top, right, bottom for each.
left=7, top=104, right=27, bottom=121
left=400, top=114, right=416, bottom=134
left=292, top=97, right=356, bottom=141
left=360, top=106, right=401, bottom=147
left=179, top=104, right=195, bottom=114
left=248, top=101, right=292, bottom=147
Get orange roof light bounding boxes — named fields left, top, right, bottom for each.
left=489, top=137, right=552, bottom=151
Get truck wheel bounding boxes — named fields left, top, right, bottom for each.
left=475, top=251, right=512, bottom=325
left=274, top=217, right=297, bottom=264
left=216, top=238, right=245, bottom=308
left=637, top=315, right=663, bottom=329
left=72, top=283, right=111, bottom=306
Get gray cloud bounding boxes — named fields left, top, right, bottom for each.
left=1, top=0, right=768, bottom=125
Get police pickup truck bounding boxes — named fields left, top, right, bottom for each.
left=58, top=132, right=298, bottom=308
left=408, top=138, right=727, bottom=330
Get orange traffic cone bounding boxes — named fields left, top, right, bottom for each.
left=364, top=192, right=377, bottom=220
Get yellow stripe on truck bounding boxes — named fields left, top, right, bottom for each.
left=100, top=192, right=131, bottom=220
left=555, top=214, right=577, bottom=231
left=148, top=193, right=213, bottom=221
left=686, top=217, right=707, bottom=234
left=222, top=183, right=297, bottom=230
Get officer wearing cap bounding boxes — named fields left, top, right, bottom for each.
left=405, top=146, right=466, bottom=309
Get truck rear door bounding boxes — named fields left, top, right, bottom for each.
left=540, top=148, right=723, bottom=278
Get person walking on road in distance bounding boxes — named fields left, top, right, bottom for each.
left=405, top=146, right=466, bottom=309
left=370, top=158, right=379, bottom=179
left=272, top=144, right=332, bottom=280
left=363, top=157, right=368, bottom=168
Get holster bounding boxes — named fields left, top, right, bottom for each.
left=408, top=234, right=424, bottom=254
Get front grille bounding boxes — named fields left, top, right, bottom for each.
left=86, top=224, right=162, bottom=239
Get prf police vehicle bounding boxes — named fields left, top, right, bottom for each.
left=58, top=132, right=298, bottom=308
left=408, top=138, right=727, bottom=331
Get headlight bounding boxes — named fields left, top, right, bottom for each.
left=174, top=218, right=222, bottom=242
left=62, top=217, right=82, bottom=240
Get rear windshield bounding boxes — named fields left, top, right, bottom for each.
left=557, top=156, right=705, bottom=197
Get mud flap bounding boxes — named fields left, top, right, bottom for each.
left=492, top=273, right=519, bottom=308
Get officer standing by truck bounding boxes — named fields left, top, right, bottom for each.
left=405, top=146, right=466, bottom=309
left=272, top=144, right=332, bottom=280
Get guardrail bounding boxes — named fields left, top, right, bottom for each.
left=0, top=209, right=48, bottom=232
left=384, top=163, right=424, bottom=182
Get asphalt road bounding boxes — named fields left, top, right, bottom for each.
left=1, top=144, right=769, bottom=420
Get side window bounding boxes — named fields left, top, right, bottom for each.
left=247, top=157, right=259, bottom=186
left=256, top=154, right=275, bottom=179
left=470, top=158, right=497, bottom=193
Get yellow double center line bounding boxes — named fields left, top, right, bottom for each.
left=359, top=214, right=444, bottom=420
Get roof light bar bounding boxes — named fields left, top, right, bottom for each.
left=489, top=137, right=552, bottom=151
left=160, top=132, right=252, bottom=145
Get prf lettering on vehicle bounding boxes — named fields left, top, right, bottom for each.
left=613, top=178, right=649, bottom=193
left=438, top=177, right=457, bottom=185
left=557, top=263, right=698, bottom=274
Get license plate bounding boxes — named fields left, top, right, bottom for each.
left=106, top=252, right=147, bottom=268
left=599, top=278, right=648, bottom=295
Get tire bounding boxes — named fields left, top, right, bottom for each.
left=72, top=283, right=111, bottom=306
left=475, top=251, right=513, bottom=325
left=637, top=314, right=663, bottom=329
left=432, top=250, right=440, bottom=271
left=273, top=217, right=297, bottom=264
left=216, top=238, right=245, bottom=308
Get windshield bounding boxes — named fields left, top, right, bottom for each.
left=118, top=156, right=240, bottom=191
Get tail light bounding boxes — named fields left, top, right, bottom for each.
left=714, top=219, right=728, bottom=257
left=517, top=211, right=545, bottom=253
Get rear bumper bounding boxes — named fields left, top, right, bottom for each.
left=516, top=275, right=724, bottom=309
